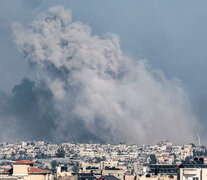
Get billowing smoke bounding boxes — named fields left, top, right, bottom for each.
left=0, top=78, right=58, bottom=142
left=5, top=6, right=198, bottom=144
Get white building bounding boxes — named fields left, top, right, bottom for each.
left=178, top=168, right=207, bottom=180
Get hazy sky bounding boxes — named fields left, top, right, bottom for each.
left=0, top=0, right=207, bottom=144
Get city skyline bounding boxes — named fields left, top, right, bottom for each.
left=0, top=1, right=206, bottom=145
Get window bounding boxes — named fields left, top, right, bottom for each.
left=193, top=177, right=199, bottom=180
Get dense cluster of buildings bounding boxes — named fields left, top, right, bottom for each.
left=0, top=141, right=206, bottom=180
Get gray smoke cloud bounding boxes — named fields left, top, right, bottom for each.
left=0, top=78, right=58, bottom=142
left=6, top=6, right=198, bottom=144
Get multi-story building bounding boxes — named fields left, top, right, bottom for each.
left=0, top=160, right=52, bottom=180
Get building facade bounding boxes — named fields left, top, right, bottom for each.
left=0, top=160, right=52, bottom=180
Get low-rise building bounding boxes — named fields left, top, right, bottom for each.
left=178, top=158, right=207, bottom=180
left=0, top=160, right=53, bottom=180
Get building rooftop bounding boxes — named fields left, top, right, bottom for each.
left=100, top=175, right=119, bottom=180
left=13, top=160, right=35, bottom=165
left=2, top=166, right=51, bottom=175
left=149, top=165, right=177, bottom=175
left=29, top=167, right=51, bottom=174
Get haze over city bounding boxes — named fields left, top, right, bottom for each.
left=0, top=0, right=207, bottom=145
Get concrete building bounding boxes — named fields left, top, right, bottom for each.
left=102, top=168, right=124, bottom=180
left=124, top=174, right=176, bottom=180
left=137, top=174, right=176, bottom=180
left=177, top=158, right=207, bottom=180
left=178, top=168, right=207, bottom=180
left=0, top=160, right=52, bottom=180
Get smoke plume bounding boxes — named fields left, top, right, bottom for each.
left=3, top=6, right=198, bottom=144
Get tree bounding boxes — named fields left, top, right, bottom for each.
left=56, top=147, right=65, bottom=158
left=11, top=152, right=16, bottom=159
left=51, top=160, right=58, bottom=169
left=149, top=154, right=157, bottom=164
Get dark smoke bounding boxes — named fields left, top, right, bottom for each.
left=0, top=78, right=105, bottom=143
left=0, top=78, right=57, bottom=141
